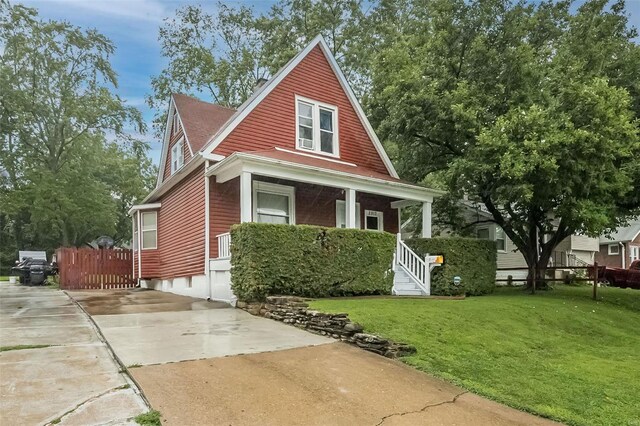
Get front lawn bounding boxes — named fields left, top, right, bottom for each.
left=309, top=285, right=640, bottom=426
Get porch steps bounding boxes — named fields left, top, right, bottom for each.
left=392, top=267, right=427, bottom=296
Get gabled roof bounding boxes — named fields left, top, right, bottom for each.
left=600, top=219, right=640, bottom=244
left=156, top=94, right=235, bottom=187
left=172, top=93, right=236, bottom=153
left=200, top=35, right=399, bottom=178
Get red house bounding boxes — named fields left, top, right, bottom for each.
left=130, top=36, right=441, bottom=303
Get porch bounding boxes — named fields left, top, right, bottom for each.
left=206, top=149, right=441, bottom=260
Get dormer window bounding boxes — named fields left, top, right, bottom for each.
left=171, top=138, right=184, bottom=174
left=296, top=96, right=338, bottom=156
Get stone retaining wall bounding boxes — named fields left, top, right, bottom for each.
left=237, top=296, right=416, bottom=359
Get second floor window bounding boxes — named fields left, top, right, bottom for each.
left=171, top=138, right=184, bottom=174
left=296, top=96, right=338, bottom=156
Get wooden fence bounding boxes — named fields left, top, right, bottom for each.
left=56, top=247, right=135, bottom=290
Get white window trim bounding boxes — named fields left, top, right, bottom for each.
left=495, top=227, right=507, bottom=253
left=608, top=244, right=620, bottom=255
left=171, top=138, right=185, bottom=174
left=253, top=181, right=296, bottom=224
left=336, top=200, right=361, bottom=229
left=133, top=218, right=139, bottom=251
left=477, top=226, right=507, bottom=252
left=630, top=246, right=639, bottom=262
left=476, top=227, right=490, bottom=240
left=295, top=95, right=339, bottom=158
left=141, top=211, right=157, bottom=250
left=364, top=209, right=384, bottom=232
left=173, top=112, right=180, bottom=135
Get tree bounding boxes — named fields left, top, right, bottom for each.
left=0, top=2, right=155, bottom=268
left=147, top=0, right=372, bottom=136
left=367, top=0, right=640, bottom=289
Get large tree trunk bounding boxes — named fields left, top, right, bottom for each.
left=525, top=246, right=553, bottom=293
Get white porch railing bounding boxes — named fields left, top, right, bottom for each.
left=217, top=232, right=231, bottom=259
left=394, top=233, right=430, bottom=294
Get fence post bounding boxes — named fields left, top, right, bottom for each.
left=592, top=261, right=598, bottom=300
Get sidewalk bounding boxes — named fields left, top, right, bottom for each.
left=0, top=282, right=147, bottom=425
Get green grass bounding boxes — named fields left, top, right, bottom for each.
left=0, top=344, right=53, bottom=352
left=0, top=276, right=10, bottom=281
left=134, top=410, right=162, bottom=426
left=309, top=285, right=640, bottom=426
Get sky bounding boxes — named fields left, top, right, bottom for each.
left=17, top=0, right=640, bottom=166
left=18, top=0, right=278, bottom=165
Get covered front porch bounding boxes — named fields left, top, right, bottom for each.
left=205, top=149, right=440, bottom=259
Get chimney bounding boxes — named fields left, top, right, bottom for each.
left=254, top=77, right=268, bottom=93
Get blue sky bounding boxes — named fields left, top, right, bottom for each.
left=19, top=0, right=277, bottom=164
left=18, top=0, right=640, bottom=166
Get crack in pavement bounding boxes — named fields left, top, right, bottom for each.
left=45, top=385, right=131, bottom=425
left=375, top=391, right=469, bottom=426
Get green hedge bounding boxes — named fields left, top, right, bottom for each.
left=230, top=223, right=396, bottom=301
left=406, top=237, right=497, bottom=296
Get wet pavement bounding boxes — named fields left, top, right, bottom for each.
left=65, top=288, right=559, bottom=426
left=68, top=288, right=228, bottom=315
left=68, top=289, right=331, bottom=366
left=0, top=282, right=147, bottom=425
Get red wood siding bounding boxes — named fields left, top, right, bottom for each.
left=213, top=46, right=390, bottom=175
left=162, top=121, right=192, bottom=181
left=136, top=249, right=161, bottom=279
left=209, top=176, right=399, bottom=257
left=141, top=165, right=205, bottom=279
left=210, top=177, right=240, bottom=258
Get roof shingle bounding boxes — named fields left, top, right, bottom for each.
left=172, top=93, right=236, bottom=154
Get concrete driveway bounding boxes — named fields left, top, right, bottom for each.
left=68, top=289, right=331, bottom=366
left=0, top=282, right=147, bottom=425
left=68, top=288, right=559, bottom=426
left=131, top=343, right=558, bottom=426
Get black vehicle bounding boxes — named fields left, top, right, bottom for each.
left=11, top=258, right=58, bottom=286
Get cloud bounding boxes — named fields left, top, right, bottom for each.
left=24, top=0, right=172, bottom=23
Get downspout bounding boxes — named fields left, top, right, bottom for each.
left=204, top=160, right=211, bottom=300
left=620, top=242, right=626, bottom=269
left=131, top=212, right=135, bottom=284
left=137, top=211, right=142, bottom=285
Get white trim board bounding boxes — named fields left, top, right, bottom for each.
left=128, top=203, right=161, bottom=215
left=200, top=35, right=399, bottom=179
left=157, top=95, right=195, bottom=187
left=206, top=152, right=442, bottom=202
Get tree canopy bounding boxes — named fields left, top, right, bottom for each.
left=367, top=0, right=640, bottom=286
left=147, top=0, right=372, bottom=135
left=0, top=3, right=155, bottom=272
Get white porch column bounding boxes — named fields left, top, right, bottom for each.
left=345, top=188, right=357, bottom=229
left=421, top=201, right=432, bottom=238
left=240, top=171, right=252, bottom=223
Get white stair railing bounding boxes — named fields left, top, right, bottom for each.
left=217, top=232, right=231, bottom=259
left=394, top=233, right=430, bottom=295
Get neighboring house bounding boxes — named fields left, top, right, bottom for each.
left=596, top=220, right=640, bottom=269
left=130, top=36, right=441, bottom=303
left=460, top=203, right=599, bottom=282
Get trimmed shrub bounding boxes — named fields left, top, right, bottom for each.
left=406, top=237, right=497, bottom=296
left=230, top=223, right=396, bottom=301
